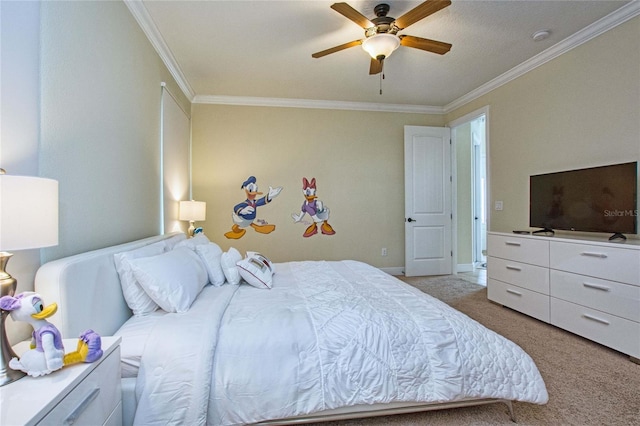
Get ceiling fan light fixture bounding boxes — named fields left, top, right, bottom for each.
left=362, top=33, right=400, bottom=60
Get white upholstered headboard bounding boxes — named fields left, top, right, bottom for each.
left=34, top=233, right=180, bottom=338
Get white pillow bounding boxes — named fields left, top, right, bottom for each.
left=195, top=243, right=226, bottom=286
left=220, top=247, right=242, bottom=285
left=237, top=253, right=274, bottom=289
left=129, top=247, right=208, bottom=313
left=246, top=251, right=274, bottom=270
left=174, top=233, right=210, bottom=250
left=164, top=233, right=187, bottom=250
left=114, top=241, right=166, bottom=316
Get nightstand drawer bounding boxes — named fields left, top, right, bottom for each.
left=487, top=235, right=549, bottom=267
left=488, top=257, right=549, bottom=294
left=550, top=241, right=640, bottom=284
left=39, top=346, right=121, bottom=425
left=105, top=401, right=122, bottom=426
left=550, top=270, right=640, bottom=322
left=550, top=298, right=640, bottom=359
left=488, top=278, right=550, bottom=322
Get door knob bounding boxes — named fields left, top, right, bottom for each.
left=407, top=218, right=416, bottom=222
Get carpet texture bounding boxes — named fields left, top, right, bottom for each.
left=308, top=275, right=640, bottom=426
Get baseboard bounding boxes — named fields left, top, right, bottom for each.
left=382, top=266, right=477, bottom=276
left=456, top=264, right=474, bottom=273
left=380, top=266, right=404, bottom=276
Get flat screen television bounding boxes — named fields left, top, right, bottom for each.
left=529, top=162, right=638, bottom=239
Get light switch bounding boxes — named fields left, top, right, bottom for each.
left=495, top=201, right=503, bottom=211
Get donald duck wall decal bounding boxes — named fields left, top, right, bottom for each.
left=225, top=176, right=283, bottom=239
left=292, top=177, right=336, bottom=237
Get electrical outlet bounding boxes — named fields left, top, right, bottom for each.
left=381, top=248, right=387, bottom=257
left=495, top=201, right=504, bottom=211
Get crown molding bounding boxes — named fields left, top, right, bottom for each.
left=443, top=0, right=640, bottom=113
left=126, top=0, right=639, bottom=114
left=193, top=95, right=445, bottom=114
left=124, top=0, right=195, bottom=101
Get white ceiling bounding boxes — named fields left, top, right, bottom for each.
left=133, top=0, right=636, bottom=110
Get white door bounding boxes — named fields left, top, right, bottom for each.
left=404, top=125, right=452, bottom=276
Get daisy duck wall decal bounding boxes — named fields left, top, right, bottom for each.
left=292, top=177, right=336, bottom=237
left=225, top=176, right=283, bottom=239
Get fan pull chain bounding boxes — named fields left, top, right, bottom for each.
left=379, top=62, right=385, bottom=95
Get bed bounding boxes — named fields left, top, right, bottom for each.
left=34, top=232, right=548, bottom=425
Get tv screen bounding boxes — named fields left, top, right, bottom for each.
left=529, top=162, right=638, bottom=235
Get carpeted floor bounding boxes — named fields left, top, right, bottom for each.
left=309, top=275, right=640, bottom=426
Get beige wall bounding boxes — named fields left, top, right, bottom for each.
left=39, top=1, right=191, bottom=261
left=446, top=16, right=640, bottom=238
left=191, top=105, right=444, bottom=267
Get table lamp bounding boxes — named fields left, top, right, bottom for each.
left=0, top=171, right=59, bottom=386
left=179, top=200, right=206, bottom=237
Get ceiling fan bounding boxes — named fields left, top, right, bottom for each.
left=312, top=1, right=452, bottom=75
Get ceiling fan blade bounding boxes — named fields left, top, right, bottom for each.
left=369, top=58, right=383, bottom=75
left=394, top=0, right=451, bottom=30
left=312, top=39, right=363, bottom=58
left=400, top=35, right=452, bottom=55
left=330, top=3, right=374, bottom=29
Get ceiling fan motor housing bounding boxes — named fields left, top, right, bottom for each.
left=370, top=3, right=398, bottom=35
left=374, top=3, right=390, bottom=17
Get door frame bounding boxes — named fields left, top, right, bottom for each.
left=448, top=106, right=491, bottom=273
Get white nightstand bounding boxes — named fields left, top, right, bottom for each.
left=0, top=336, right=122, bottom=426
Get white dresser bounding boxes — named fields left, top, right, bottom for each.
left=0, top=336, right=122, bottom=425
left=487, top=232, right=640, bottom=361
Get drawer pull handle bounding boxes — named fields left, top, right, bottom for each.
left=582, top=313, right=610, bottom=325
left=583, top=282, right=611, bottom=292
left=580, top=251, right=608, bottom=259
left=506, top=265, right=522, bottom=271
left=505, top=242, right=521, bottom=246
left=506, top=289, right=522, bottom=296
left=63, top=387, right=100, bottom=425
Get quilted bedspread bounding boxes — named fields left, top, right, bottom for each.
left=134, top=260, right=548, bottom=426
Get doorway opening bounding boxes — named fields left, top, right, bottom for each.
left=451, top=107, right=489, bottom=276
left=471, top=116, right=487, bottom=269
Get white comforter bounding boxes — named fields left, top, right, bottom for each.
left=134, top=261, right=548, bottom=425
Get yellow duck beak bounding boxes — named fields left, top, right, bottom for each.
left=32, top=302, right=58, bottom=320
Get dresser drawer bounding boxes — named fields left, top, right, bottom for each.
left=488, top=278, right=550, bottom=322
left=550, top=298, right=640, bottom=359
left=39, top=346, right=121, bottom=425
left=488, top=257, right=549, bottom=294
left=550, top=241, right=640, bottom=285
left=550, top=270, right=640, bottom=322
left=488, top=234, right=549, bottom=267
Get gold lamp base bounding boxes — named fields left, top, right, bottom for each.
left=0, top=252, right=27, bottom=386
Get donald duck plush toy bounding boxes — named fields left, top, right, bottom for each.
left=0, top=292, right=103, bottom=377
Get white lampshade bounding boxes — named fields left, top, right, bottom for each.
left=362, top=33, right=400, bottom=60
left=179, top=200, right=206, bottom=222
left=0, top=175, right=59, bottom=251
